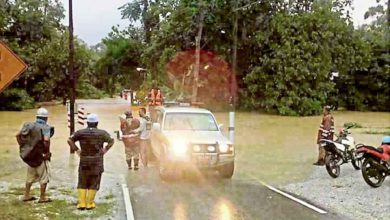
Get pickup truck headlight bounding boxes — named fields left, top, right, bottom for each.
left=207, top=145, right=216, bottom=152
left=171, top=139, right=188, bottom=156
left=219, top=143, right=229, bottom=153
left=193, top=145, right=201, bottom=152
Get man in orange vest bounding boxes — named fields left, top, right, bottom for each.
left=148, top=87, right=164, bottom=106
left=148, top=86, right=163, bottom=122
left=155, top=89, right=163, bottom=105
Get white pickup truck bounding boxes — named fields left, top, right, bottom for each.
left=150, top=105, right=235, bottom=179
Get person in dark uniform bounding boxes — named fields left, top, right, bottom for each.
left=313, top=105, right=335, bottom=166
left=67, top=113, right=114, bottom=210
left=120, top=110, right=141, bottom=170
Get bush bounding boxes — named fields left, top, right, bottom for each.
left=0, top=88, right=35, bottom=111
left=343, top=122, right=363, bottom=128
left=77, top=80, right=107, bottom=99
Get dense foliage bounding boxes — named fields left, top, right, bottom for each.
left=0, top=88, right=35, bottom=111
left=0, top=0, right=105, bottom=109
left=0, top=0, right=388, bottom=114
left=115, top=0, right=389, bottom=115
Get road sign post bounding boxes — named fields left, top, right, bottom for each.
left=0, top=42, right=28, bottom=93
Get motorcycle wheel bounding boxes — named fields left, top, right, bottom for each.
left=325, top=153, right=340, bottom=178
left=361, top=158, right=386, bottom=188
left=351, top=150, right=362, bottom=170
left=351, top=157, right=362, bottom=170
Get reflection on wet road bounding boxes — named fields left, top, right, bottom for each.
left=125, top=167, right=340, bottom=220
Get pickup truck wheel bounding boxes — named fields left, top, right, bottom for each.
left=219, top=162, right=234, bottom=179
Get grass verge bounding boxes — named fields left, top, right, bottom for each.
left=0, top=186, right=114, bottom=220
left=362, top=130, right=390, bottom=135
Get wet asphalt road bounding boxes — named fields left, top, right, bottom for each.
left=125, top=166, right=343, bottom=220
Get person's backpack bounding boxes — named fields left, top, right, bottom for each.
left=18, top=122, right=44, bottom=167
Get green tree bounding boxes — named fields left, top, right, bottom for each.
left=244, top=1, right=370, bottom=115
left=340, top=0, right=390, bottom=111
left=94, top=26, right=144, bottom=96
left=0, top=0, right=103, bottom=109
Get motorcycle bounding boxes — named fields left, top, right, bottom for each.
left=320, top=126, right=362, bottom=178
left=356, top=136, right=390, bottom=188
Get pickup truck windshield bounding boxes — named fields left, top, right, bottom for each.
left=164, top=113, right=218, bottom=131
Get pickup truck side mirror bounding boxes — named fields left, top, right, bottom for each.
left=218, top=124, right=224, bottom=132
left=152, top=123, right=161, bottom=131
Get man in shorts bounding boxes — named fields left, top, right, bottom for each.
left=16, top=108, right=52, bottom=203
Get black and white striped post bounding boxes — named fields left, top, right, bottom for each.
left=77, top=107, right=86, bottom=126
left=66, top=100, right=72, bottom=129
left=67, top=112, right=71, bottom=128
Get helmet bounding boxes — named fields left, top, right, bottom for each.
left=87, top=113, right=99, bottom=123
left=36, top=108, right=49, bottom=118
left=324, top=105, right=332, bottom=111
left=124, top=110, right=132, bottom=118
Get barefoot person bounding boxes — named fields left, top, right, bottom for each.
left=313, top=105, right=335, bottom=166
left=67, top=113, right=114, bottom=210
left=16, top=108, right=53, bottom=203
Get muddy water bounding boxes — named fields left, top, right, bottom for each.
left=0, top=102, right=389, bottom=185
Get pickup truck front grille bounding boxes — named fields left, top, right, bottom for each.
left=190, top=144, right=218, bottom=153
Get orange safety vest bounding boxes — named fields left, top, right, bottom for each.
left=155, top=89, right=163, bottom=106
left=148, top=89, right=156, bottom=106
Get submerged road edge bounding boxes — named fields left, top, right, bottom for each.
left=247, top=174, right=327, bottom=214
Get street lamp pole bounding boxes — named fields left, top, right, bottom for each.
left=68, top=0, right=76, bottom=153
left=232, top=0, right=238, bottom=108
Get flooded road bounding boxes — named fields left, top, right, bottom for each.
left=0, top=98, right=389, bottom=219
left=126, top=167, right=340, bottom=220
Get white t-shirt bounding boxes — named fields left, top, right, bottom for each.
left=137, top=117, right=150, bottom=140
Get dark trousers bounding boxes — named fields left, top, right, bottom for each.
left=77, top=172, right=102, bottom=190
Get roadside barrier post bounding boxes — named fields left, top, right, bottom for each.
left=228, top=96, right=235, bottom=143
left=77, top=107, right=86, bottom=127
left=229, top=111, right=235, bottom=143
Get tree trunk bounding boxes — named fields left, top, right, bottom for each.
left=192, top=5, right=204, bottom=103
left=142, top=0, right=150, bottom=43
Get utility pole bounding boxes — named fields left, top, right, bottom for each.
left=68, top=0, right=76, bottom=153
left=192, top=0, right=204, bottom=103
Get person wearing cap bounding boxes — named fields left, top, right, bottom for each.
left=120, top=110, right=141, bottom=170
left=313, top=105, right=335, bottom=166
left=67, top=113, right=114, bottom=210
left=16, top=107, right=53, bottom=203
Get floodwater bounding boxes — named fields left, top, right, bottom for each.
left=0, top=98, right=389, bottom=219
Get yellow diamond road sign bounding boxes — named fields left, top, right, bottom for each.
left=0, top=41, right=28, bottom=93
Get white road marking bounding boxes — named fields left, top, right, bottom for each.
left=122, top=183, right=135, bottom=220
left=248, top=174, right=327, bottom=214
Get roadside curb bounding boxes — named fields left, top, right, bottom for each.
left=121, top=183, right=135, bottom=220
